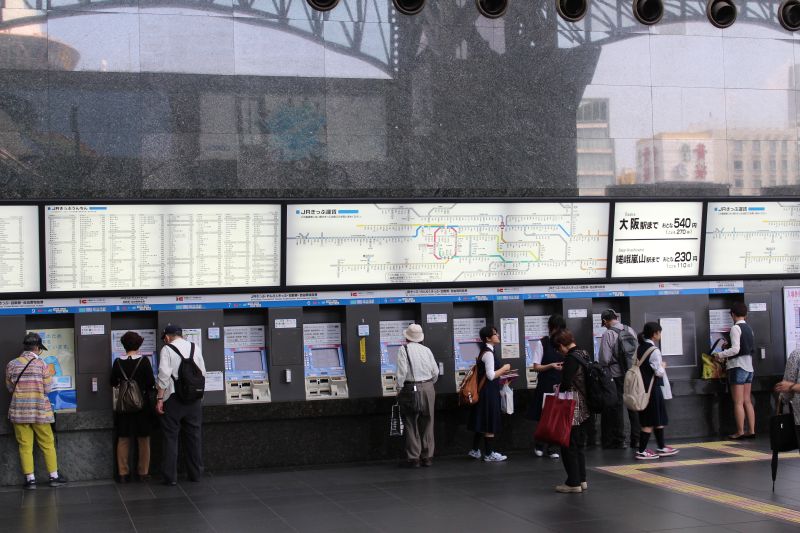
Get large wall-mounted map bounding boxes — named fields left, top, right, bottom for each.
left=704, top=202, right=800, bottom=276
left=286, top=203, right=609, bottom=286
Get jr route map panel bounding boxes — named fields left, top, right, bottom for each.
left=704, top=201, right=800, bottom=276
left=286, top=203, right=610, bottom=286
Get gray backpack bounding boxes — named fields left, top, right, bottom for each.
left=113, top=358, right=144, bottom=414
left=614, top=325, right=638, bottom=371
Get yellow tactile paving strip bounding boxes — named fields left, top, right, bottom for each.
left=596, top=441, right=800, bottom=525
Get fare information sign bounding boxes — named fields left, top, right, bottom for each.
left=610, top=202, right=702, bottom=278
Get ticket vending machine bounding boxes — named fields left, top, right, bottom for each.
left=523, top=315, right=549, bottom=389
left=302, top=322, right=349, bottom=400
left=453, top=317, right=486, bottom=389
left=378, top=319, right=414, bottom=396
left=223, top=325, right=270, bottom=404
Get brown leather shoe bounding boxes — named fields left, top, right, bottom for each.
left=400, top=459, right=420, bottom=468
left=421, top=457, right=433, bottom=467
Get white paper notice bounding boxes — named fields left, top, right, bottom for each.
left=524, top=315, right=549, bottom=339
left=182, top=328, right=203, bottom=352
left=659, top=318, right=683, bottom=356
left=80, top=325, right=105, bottom=336
left=748, top=302, right=767, bottom=312
left=568, top=309, right=588, bottom=319
left=426, top=313, right=448, bottom=324
left=709, top=309, right=733, bottom=333
left=500, top=317, right=520, bottom=360
left=274, top=319, right=297, bottom=329
left=204, top=371, right=224, bottom=391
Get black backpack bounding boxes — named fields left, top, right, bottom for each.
left=167, top=343, right=205, bottom=403
left=573, top=352, right=619, bottom=414
left=614, top=325, right=638, bottom=372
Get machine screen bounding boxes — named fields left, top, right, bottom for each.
left=232, top=351, right=265, bottom=372
left=386, top=345, right=402, bottom=366
left=311, top=348, right=343, bottom=369
left=458, top=342, right=483, bottom=362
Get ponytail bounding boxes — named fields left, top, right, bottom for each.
left=640, top=321, right=662, bottom=341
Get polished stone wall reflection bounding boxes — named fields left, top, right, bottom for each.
left=1, top=0, right=799, bottom=198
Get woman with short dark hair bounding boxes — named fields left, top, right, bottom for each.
left=467, top=326, right=512, bottom=462
left=552, top=329, right=591, bottom=493
left=111, top=331, right=155, bottom=482
left=526, top=314, right=566, bottom=459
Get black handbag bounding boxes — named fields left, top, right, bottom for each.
left=770, top=398, right=798, bottom=453
left=399, top=346, right=425, bottom=414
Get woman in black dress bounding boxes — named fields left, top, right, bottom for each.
left=634, top=322, right=679, bottom=460
left=526, top=314, right=566, bottom=459
left=467, top=325, right=512, bottom=462
left=111, top=331, right=156, bottom=482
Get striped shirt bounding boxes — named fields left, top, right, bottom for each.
left=5, top=352, right=54, bottom=425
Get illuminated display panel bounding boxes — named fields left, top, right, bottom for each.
left=611, top=202, right=703, bottom=278
left=286, top=202, right=610, bottom=286
left=45, top=204, right=281, bottom=291
left=704, top=201, right=800, bottom=276
left=0, top=205, right=39, bottom=292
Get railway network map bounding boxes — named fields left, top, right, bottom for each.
left=704, top=202, right=800, bottom=275
left=286, top=203, right=609, bottom=286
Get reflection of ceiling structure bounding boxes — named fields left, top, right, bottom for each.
left=558, top=1, right=789, bottom=46
left=0, top=0, right=393, bottom=77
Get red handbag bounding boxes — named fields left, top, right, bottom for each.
left=534, top=389, right=575, bottom=448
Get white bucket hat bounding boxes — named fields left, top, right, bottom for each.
left=404, top=323, right=424, bottom=343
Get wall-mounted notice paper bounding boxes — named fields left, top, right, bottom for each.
left=659, top=317, right=684, bottom=356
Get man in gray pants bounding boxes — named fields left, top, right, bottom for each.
left=396, top=324, right=440, bottom=468
left=155, top=325, right=207, bottom=485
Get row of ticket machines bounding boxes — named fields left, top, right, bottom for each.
left=110, top=315, right=538, bottom=404
left=3, top=287, right=782, bottom=413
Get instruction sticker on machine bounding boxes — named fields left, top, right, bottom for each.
left=499, top=317, right=520, bottom=359
left=30, top=328, right=76, bottom=412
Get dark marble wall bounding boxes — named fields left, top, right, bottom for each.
left=2, top=1, right=800, bottom=199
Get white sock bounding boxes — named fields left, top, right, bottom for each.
left=49, top=471, right=58, bottom=479
left=26, top=474, right=35, bottom=481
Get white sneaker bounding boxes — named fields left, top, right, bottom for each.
left=533, top=448, right=544, bottom=457
left=483, top=452, right=507, bottom=462
left=468, top=449, right=482, bottom=460
left=548, top=452, right=560, bottom=459
left=656, top=447, right=679, bottom=457
left=635, top=449, right=660, bottom=460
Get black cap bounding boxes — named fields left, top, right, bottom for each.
left=23, top=332, right=47, bottom=351
left=600, top=309, right=619, bottom=322
left=162, top=324, right=182, bottom=336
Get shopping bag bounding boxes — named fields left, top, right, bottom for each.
left=500, top=384, right=514, bottom=415
left=534, top=389, right=575, bottom=448
left=389, top=402, right=404, bottom=437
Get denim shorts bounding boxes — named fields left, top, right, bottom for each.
left=728, top=367, right=753, bottom=385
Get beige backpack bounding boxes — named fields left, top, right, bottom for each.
left=623, top=346, right=656, bottom=411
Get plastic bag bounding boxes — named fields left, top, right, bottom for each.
left=500, top=384, right=514, bottom=414
left=389, top=402, right=404, bottom=437
left=661, top=369, right=673, bottom=400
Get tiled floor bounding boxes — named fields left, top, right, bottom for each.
left=1, top=438, right=798, bottom=533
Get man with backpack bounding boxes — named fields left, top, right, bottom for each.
left=598, top=309, right=640, bottom=449
left=156, top=325, right=206, bottom=486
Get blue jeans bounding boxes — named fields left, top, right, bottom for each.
left=728, top=367, right=753, bottom=385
